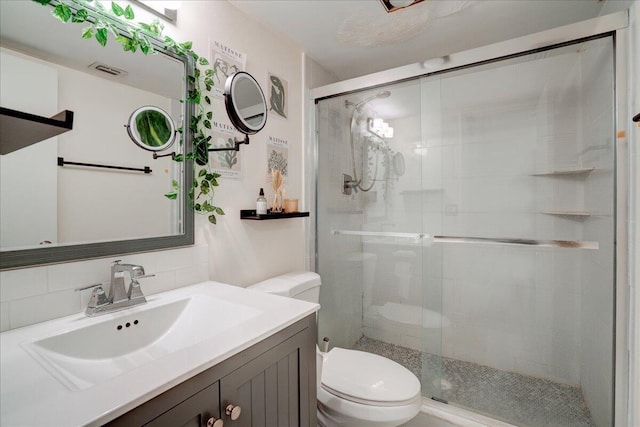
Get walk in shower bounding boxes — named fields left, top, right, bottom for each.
left=315, top=33, right=617, bottom=427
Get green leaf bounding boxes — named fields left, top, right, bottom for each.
left=180, top=41, right=193, bottom=50
left=52, top=4, right=72, bottom=22
left=72, top=8, right=89, bottom=23
left=198, top=169, right=207, bottom=177
left=124, top=5, right=134, bottom=19
left=205, top=96, right=211, bottom=105
left=206, top=112, right=212, bottom=120
left=33, top=0, right=53, bottom=5
left=215, top=207, right=225, bottom=215
left=171, top=179, right=180, bottom=190
left=95, top=28, right=108, bottom=46
left=81, top=26, right=95, bottom=39
left=111, top=2, right=125, bottom=16
left=203, top=120, right=211, bottom=129
left=164, top=192, right=178, bottom=200
left=208, top=215, right=217, bottom=224
left=198, top=57, right=210, bottom=66
left=174, top=154, right=184, bottom=162
left=210, top=179, right=218, bottom=186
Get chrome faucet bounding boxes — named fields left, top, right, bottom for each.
left=76, top=260, right=154, bottom=316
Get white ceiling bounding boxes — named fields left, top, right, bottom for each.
left=0, top=1, right=184, bottom=100
left=230, top=0, right=631, bottom=81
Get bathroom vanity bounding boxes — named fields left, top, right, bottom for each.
left=0, top=282, right=318, bottom=426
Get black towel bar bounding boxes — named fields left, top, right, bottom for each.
left=57, top=157, right=151, bottom=174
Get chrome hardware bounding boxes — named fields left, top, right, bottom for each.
left=206, top=416, right=223, bottom=427
left=225, top=404, right=241, bottom=420
left=80, top=261, right=155, bottom=316
left=331, top=230, right=599, bottom=249
left=322, top=337, right=330, bottom=353
left=75, top=283, right=104, bottom=292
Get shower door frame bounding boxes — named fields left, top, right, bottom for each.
left=308, top=10, right=631, bottom=426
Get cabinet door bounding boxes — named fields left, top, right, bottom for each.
left=220, top=331, right=311, bottom=427
left=144, top=381, right=220, bottom=427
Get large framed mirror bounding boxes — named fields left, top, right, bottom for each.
left=0, top=1, right=194, bottom=270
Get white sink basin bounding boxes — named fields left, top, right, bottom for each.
left=24, top=295, right=261, bottom=390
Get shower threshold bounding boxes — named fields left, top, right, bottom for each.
left=354, top=337, right=595, bottom=427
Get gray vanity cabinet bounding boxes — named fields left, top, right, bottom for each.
left=145, top=382, right=220, bottom=427
left=106, top=314, right=317, bottom=427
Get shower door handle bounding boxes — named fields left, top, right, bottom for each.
left=331, top=230, right=427, bottom=241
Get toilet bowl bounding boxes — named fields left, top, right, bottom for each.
left=248, top=272, right=422, bottom=427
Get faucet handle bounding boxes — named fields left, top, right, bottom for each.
left=135, top=274, right=155, bottom=279
left=112, top=259, right=122, bottom=264
left=75, top=283, right=104, bottom=292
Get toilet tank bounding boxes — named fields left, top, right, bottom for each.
left=248, top=271, right=321, bottom=303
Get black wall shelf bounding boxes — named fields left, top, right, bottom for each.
left=240, top=210, right=310, bottom=220
left=0, top=107, right=74, bottom=155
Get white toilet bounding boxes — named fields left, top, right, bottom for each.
left=248, top=271, right=422, bottom=427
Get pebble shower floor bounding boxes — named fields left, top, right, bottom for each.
left=354, top=337, right=595, bottom=427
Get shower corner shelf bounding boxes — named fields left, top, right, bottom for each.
left=0, top=107, right=74, bottom=155
left=240, top=210, right=310, bottom=220
left=532, top=167, right=595, bottom=177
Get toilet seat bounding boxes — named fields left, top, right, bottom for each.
left=320, top=348, right=421, bottom=406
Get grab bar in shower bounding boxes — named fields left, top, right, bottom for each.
left=330, top=230, right=598, bottom=249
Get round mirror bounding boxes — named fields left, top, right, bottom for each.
left=126, top=106, right=176, bottom=151
left=224, top=72, right=267, bottom=135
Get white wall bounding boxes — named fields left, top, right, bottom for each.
left=56, top=64, right=175, bottom=243
left=1, top=48, right=177, bottom=245
left=0, top=1, right=307, bottom=330
left=0, top=50, right=58, bottom=248
left=174, top=1, right=306, bottom=286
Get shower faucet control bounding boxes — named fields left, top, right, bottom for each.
left=343, top=173, right=359, bottom=195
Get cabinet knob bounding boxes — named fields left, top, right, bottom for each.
left=225, top=404, right=242, bottom=420
left=206, top=416, right=223, bottom=427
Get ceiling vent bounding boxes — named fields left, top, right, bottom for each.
left=379, top=0, right=425, bottom=13
left=88, top=62, right=127, bottom=77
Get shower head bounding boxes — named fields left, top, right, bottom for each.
left=348, top=90, right=391, bottom=112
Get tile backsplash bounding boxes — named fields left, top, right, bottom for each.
left=0, top=245, right=209, bottom=332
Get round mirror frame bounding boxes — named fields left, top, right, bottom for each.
left=224, top=71, right=267, bottom=135
left=126, top=105, right=177, bottom=152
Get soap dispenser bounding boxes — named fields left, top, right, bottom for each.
left=256, top=188, right=267, bottom=215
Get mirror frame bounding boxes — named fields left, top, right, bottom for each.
left=224, top=71, right=267, bottom=135
left=0, top=2, right=194, bottom=270
left=126, top=106, right=177, bottom=152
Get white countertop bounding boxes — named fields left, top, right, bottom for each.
left=0, top=281, right=319, bottom=426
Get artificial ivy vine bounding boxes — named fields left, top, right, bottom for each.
left=34, top=0, right=224, bottom=224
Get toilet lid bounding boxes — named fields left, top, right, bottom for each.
left=321, top=348, right=421, bottom=406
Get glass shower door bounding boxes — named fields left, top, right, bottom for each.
left=424, top=36, right=616, bottom=426
left=316, top=79, right=444, bottom=399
